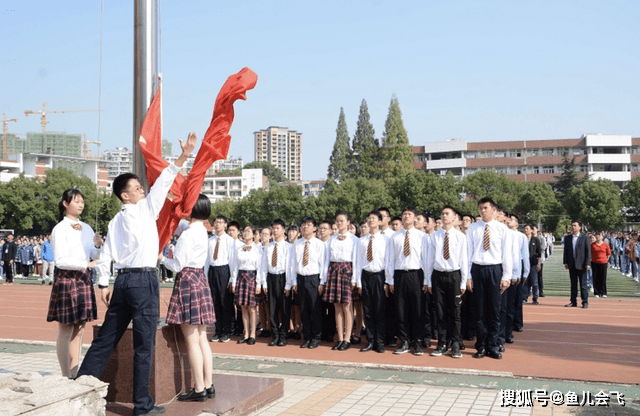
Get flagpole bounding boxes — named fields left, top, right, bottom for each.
left=133, top=0, right=158, bottom=189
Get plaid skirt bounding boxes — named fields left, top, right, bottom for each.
left=235, top=270, right=257, bottom=306
left=322, top=261, right=353, bottom=304
left=166, top=267, right=216, bottom=325
left=47, top=268, right=98, bottom=325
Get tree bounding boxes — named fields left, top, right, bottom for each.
left=379, top=95, right=414, bottom=181
left=41, top=168, right=99, bottom=231
left=460, top=171, right=525, bottom=214
left=621, top=176, right=640, bottom=222
left=390, top=171, right=462, bottom=216
left=314, top=178, right=393, bottom=222
left=565, top=179, right=623, bottom=231
left=95, top=191, right=122, bottom=234
left=516, top=181, right=563, bottom=230
left=0, top=175, right=46, bottom=235
left=327, top=107, right=351, bottom=182
left=553, top=154, right=587, bottom=210
left=349, top=99, right=379, bottom=180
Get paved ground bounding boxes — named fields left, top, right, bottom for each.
left=1, top=249, right=639, bottom=415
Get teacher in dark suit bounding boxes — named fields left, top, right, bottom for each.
left=563, top=221, right=591, bottom=309
left=2, top=233, right=17, bottom=285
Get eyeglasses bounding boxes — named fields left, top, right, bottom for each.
left=126, top=185, right=144, bottom=194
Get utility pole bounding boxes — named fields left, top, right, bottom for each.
left=133, top=0, right=158, bottom=188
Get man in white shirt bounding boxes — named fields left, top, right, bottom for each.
left=205, top=215, right=237, bottom=343
left=288, top=217, right=326, bottom=349
left=389, top=206, right=426, bottom=356
left=77, top=133, right=196, bottom=416
left=425, top=206, right=467, bottom=359
left=356, top=210, right=392, bottom=353
left=378, top=207, right=397, bottom=347
left=466, top=197, right=512, bottom=360
left=421, top=212, right=437, bottom=346
left=261, top=218, right=292, bottom=347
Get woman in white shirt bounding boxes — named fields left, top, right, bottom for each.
left=160, top=195, right=215, bottom=402
left=46, top=189, right=98, bottom=378
left=257, top=227, right=272, bottom=337
left=231, top=225, right=265, bottom=345
left=320, top=213, right=359, bottom=351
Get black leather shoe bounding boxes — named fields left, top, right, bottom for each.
left=138, top=406, right=166, bottom=415
left=474, top=350, right=486, bottom=358
left=374, top=344, right=385, bottom=353
left=514, top=327, right=523, bottom=332
left=268, top=337, right=278, bottom=346
left=338, top=341, right=351, bottom=351
left=539, top=291, right=545, bottom=297
left=498, top=345, right=505, bottom=352
left=206, top=384, right=216, bottom=398
left=237, top=337, right=248, bottom=344
left=360, top=342, right=374, bottom=352
left=532, top=300, right=539, bottom=305
left=505, top=338, right=514, bottom=344
left=309, top=339, right=321, bottom=349
left=565, top=302, right=577, bottom=307
left=247, top=337, right=255, bottom=345
left=582, top=304, right=589, bottom=309
left=277, top=337, right=287, bottom=347
left=332, top=341, right=343, bottom=350
left=350, top=336, right=361, bottom=345
left=300, top=340, right=311, bottom=348
left=393, top=341, right=410, bottom=355
left=178, top=389, right=207, bottom=402
left=487, top=350, right=503, bottom=359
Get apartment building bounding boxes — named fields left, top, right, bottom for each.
left=254, top=126, right=302, bottom=181
left=282, top=179, right=326, bottom=198
left=413, top=134, right=638, bottom=187
left=201, top=168, right=266, bottom=202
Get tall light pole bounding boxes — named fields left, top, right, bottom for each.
left=133, top=0, right=158, bottom=188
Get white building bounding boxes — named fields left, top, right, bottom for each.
left=102, top=147, right=133, bottom=178
left=282, top=180, right=326, bottom=198
left=201, top=168, right=266, bottom=201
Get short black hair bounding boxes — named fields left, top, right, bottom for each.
left=319, top=219, right=332, bottom=228
left=478, top=197, right=496, bottom=208
left=377, top=207, right=390, bottom=217
left=215, top=215, right=228, bottom=224
left=462, top=214, right=474, bottom=222
left=510, top=213, right=519, bottom=222
left=271, top=218, right=286, bottom=229
left=402, top=206, right=417, bottom=216
left=367, top=210, right=382, bottom=221
left=113, top=173, right=140, bottom=202
left=299, top=217, right=316, bottom=227
left=288, top=224, right=300, bottom=232
left=243, top=224, right=256, bottom=233
left=441, top=205, right=460, bottom=218
left=571, top=220, right=582, bottom=228
left=391, top=216, right=402, bottom=223
left=227, top=220, right=240, bottom=231
left=335, top=212, right=350, bottom=222
left=190, top=194, right=211, bottom=220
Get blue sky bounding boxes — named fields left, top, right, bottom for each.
left=2, top=0, right=639, bottom=180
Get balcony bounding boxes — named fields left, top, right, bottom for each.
left=590, top=171, right=631, bottom=182
left=426, top=158, right=466, bottom=170
left=587, top=154, right=630, bottom=165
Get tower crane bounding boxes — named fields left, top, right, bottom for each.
left=2, top=112, right=19, bottom=159
left=24, top=102, right=101, bottom=133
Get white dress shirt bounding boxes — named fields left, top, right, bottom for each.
left=424, top=227, right=468, bottom=290
left=288, top=237, right=327, bottom=288
left=507, top=229, right=522, bottom=280
left=355, top=230, right=392, bottom=288
left=96, top=163, right=179, bottom=286
left=160, top=221, right=208, bottom=273
left=230, top=242, right=266, bottom=288
left=466, top=219, right=513, bottom=281
left=260, top=239, right=292, bottom=289
left=380, top=228, right=395, bottom=237
left=518, top=231, right=530, bottom=278
left=204, top=233, right=237, bottom=270
left=52, top=217, right=99, bottom=271
left=323, top=233, right=359, bottom=285
left=388, top=227, right=425, bottom=285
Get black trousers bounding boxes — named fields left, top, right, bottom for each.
left=432, top=270, right=462, bottom=346
left=421, top=269, right=434, bottom=340
left=321, top=301, right=336, bottom=341
left=460, top=290, right=475, bottom=339
left=538, top=263, right=544, bottom=293
left=569, top=266, right=589, bottom=306
left=471, top=263, right=503, bottom=354
left=591, top=262, right=608, bottom=296
left=267, top=272, right=291, bottom=338
left=499, top=282, right=517, bottom=345
left=361, top=270, right=386, bottom=345
left=77, top=270, right=159, bottom=415
left=3, top=261, right=13, bottom=283
left=208, top=265, right=234, bottom=336
left=297, top=274, right=322, bottom=341
left=21, top=263, right=30, bottom=277
left=513, top=261, right=526, bottom=331
left=385, top=289, right=397, bottom=343
left=394, top=269, right=424, bottom=343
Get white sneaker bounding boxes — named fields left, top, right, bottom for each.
left=602, top=295, right=607, bottom=298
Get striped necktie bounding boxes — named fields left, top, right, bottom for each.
left=403, top=230, right=410, bottom=257
left=272, top=243, right=278, bottom=267
left=303, top=240, right=309, bottom=266
left=367, top=235, right=374, bottom=262
left=483, top=225, right=490, bottom=251
left=443, top=231, right=450, bottom=260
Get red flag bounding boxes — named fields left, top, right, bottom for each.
left=138, top=67, right=258, bottom=251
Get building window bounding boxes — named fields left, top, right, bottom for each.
left=543, top=166, right=554, bottom=174
left=494, top=151, right=505, bottom=158
left=509, top=151, right=522, bottom=157
left=466, top=152, right=476, bottom=159
left=533, top=166, right=540, bottom=174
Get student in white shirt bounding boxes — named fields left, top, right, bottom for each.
left=77, top=133, right=196, bottom=416
left=320, top=213, right=359, bottom=351
left=159, top=194, right=215, bottom=403
left=47, top=188, right=99, bottom=379
left=257, top=226, right=273, bottom=338
left=230, top=225, right=265, bottom=345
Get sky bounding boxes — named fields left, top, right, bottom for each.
left=1, top=0, right=639, bottom=180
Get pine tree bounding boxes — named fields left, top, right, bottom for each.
left=553, top=153, right=587, bottom=211
left=379, top=95, right=414, bottom=180
left=349, top=99, right=379, bottom=179
left=327, top=107, right=351, bottom=182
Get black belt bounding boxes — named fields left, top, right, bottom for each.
left=117, top=267, right=156, bottom=273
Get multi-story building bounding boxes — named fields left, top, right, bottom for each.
left=0, top=133, right=25, bottom=159
left=413, top=134, right=638, bottom=187
left=254, top=126, right=302, bottom=181
left=282, top=180, right=326, bottom=198
left=24, top=132, right=82, bottom=157
left=201, top=168, right=266, bottom=201
left=102, top=147, right=133, bottom=178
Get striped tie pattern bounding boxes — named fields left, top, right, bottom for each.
left=403, top=230, right=410, bottom=257
left=272, top=243, right=278, bottom=267
left=213, top=237, right=220, bottom=261
left=303, top=240, right=309, bottom=266
left=367, top=235, right=374, bottom=262
left=483, top=225, right=491, bottom=251
left=443, top=231, right=450, bottom=260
